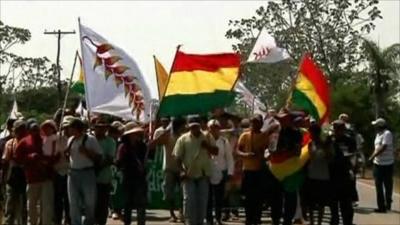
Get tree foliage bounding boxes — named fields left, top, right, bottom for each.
left=0, top=21, right=59, bottom=95
left=225, top=0, right=382, bottom=109
left=362, top=40, right=400, bottom=117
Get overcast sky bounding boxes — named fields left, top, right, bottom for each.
left=1, top=0, right=399, bottom=98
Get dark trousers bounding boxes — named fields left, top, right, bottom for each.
left=242, top=170, right=264, bottom=225
left=268, top=172, right=297, bottom=225
left=95, top=183, right=111, bottom=225
left=373, top=164, right=393, bottom=210
left=330, top=199, right=353, bottom=225
left=207, top=175, right=227, bottom=224
left=123, top=181, right=147, bottom=225
left=54, top=174, right=70, bottom=225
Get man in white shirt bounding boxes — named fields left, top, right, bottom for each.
left=66, top=118, right=102, bottom=225
left=369, top=118, right=395, bottom=213
left=206, top=119, right=234, bottom=225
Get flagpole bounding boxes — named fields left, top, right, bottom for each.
left=153, top=55, right=162, bottom=100
left=285, top=53, right=306, bottom=110
left=156, top=45, right=181, bottom=118
left=59, top=50, right=79, bottom=133
left=78, top=17, right=92, bottom=126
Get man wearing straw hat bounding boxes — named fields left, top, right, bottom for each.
left=173, top=115, right=218, bottom=225
left=116, top=122, right=148, bottom=225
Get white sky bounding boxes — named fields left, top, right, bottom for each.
left=1, top=0, right=399, bottom=98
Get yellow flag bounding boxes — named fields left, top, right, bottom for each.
left=154, top=56, right=169, bottom=100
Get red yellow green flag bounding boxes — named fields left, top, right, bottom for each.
left=290, top=53, right=330, bottom=123
left=269, top=54, right=330, bottom=192
left=158, top=51, right=240, bottom=116
left=71, top=54, right=85, bottom=94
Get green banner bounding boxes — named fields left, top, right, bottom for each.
left=110, top=148, right=168, bottom=209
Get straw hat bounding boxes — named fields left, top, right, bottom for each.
left=123, top=122, right=144, bottom=136
left=40, top=120, right=58, bottom=131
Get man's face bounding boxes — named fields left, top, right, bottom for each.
left=190, top=125, right=201, bottom=137
left=41, top=125, right=55, bottom=137
left=69, top=127, right=81, bottom=137
left=13, top=127, right=27, bottom=139
left=209, top=125, right=220, bottom=137
left=161, top=119, right=170, bottom=128
left=334, top=126, right=345, bottom=137
left=251, top=119, right=262, bottom=131
left=29, top=125, right=40, bottom=137
left=94, top=125, right=108, bottom=137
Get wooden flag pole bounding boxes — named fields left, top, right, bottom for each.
left=77, top=17, right=92, bottom=128
left=156, top=45, right=181, bottom=118
left=58, top=50, right=79, bottom=133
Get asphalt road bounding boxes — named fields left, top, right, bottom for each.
left=106, top=180, right=400, bottom=225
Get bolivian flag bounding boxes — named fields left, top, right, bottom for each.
left=290, top=53, right=330, bottom=123
left=71, top=55, right=85, bottom=95
left=269, top=54, right=330, bottom=192
left=158, top=51, right=240, bottom=117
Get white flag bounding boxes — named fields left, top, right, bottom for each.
left=79, top=23, right=152, bottom=122
left=247, top=27, right=291, bottom=63
left=234, top=81, right=266, bottom=113
left=75, top=100, right=88, bottom=120
left=9, top=99, right=20, bottom=120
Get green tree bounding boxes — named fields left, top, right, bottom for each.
left=225, top=0, right=382, bottom=109
left=0, top=21, right=58, bottom=94
left=362, top=39, right=400, bottom=117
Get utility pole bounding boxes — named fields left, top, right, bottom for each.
left=44, top=29, right=76, bottom=103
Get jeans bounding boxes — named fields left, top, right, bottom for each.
left=207, top=173, right=227, bottom=224
left=182, top=177, right=209, bottom=225
left=27, top=181, right=54, bottom=225
left=68, top=169, right=97, bottom=225
left=242, top=171, right=264, bottom=225
left=3, top=184, right=27, bottom=225
left=373, top=164, right=393, bottom=210
left=54, top=174, right=70, bottom=225
left=95, top=183, right=111, bottom=225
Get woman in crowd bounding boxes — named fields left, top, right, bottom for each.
left=116, top=122, right=148, bottom=225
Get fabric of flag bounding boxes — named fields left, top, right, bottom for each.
left=79, top=23, right=152, bottom=121
left=71, top=55, right=85, bottom=94
left=234, top=81, right=266, bottom=112
left=247, top=27, right=291, bottom=63
left=269, top=130, right=311, bottom=192
left=158, top=51, right=240, bottom=117
left=153, top=56, right=169, bottom=100
left=290, top=53, right=330, bottom=123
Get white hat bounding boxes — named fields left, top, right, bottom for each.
left=207, top=119, right=221, bottom=128
left=372, top=118, right=386, bottom=127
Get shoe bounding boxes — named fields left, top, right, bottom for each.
left=111, top=212, right=120, bottom=220
left=374, top=209, right=386, bottom=213
left=387, top=204, right=392, bottom=211
left=168, top=217, right=178, bottom=223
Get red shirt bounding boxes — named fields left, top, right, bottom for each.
left=15, top=134, right=54, bottom=183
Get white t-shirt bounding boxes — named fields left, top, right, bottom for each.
left=209, top=136, right=234, bottom=185
left=68, top=134, right=102, bottom=169
left=42, top=134, right=58, bottom=156
left=374, top=130, right=394, bottom=165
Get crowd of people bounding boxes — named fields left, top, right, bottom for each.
left=0, top=108, right=395, bottom=225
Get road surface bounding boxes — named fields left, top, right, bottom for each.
left=106, top=180, right=400, bottom=225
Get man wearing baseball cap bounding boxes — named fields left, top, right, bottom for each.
left=173, top=115, right=218, bottom=225
left=369, top=118, right=394, bottom=212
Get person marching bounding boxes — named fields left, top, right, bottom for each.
left=173, top=115, right=218, bottom=225
left=206, top=119, right=234, bottom=225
